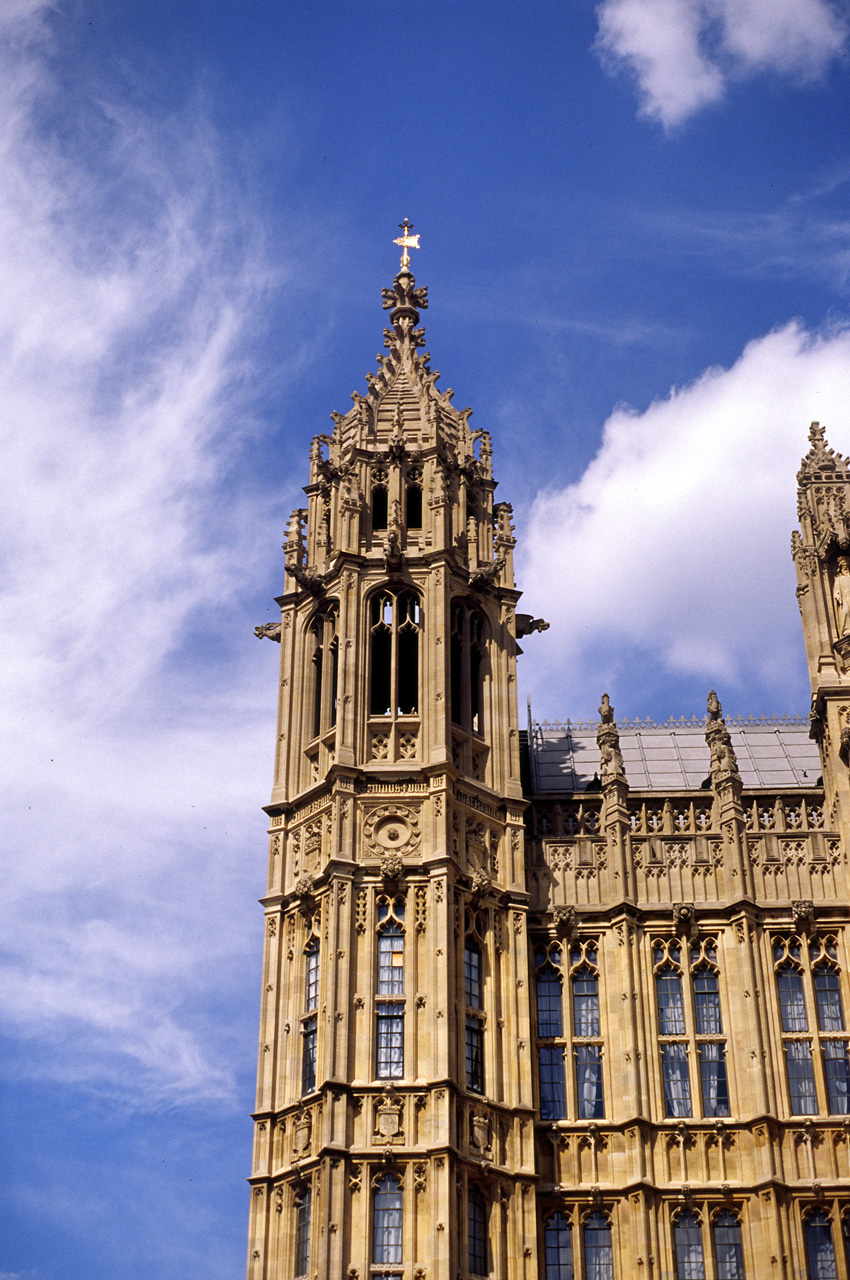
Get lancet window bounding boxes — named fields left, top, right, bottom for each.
left=301, top=930, right=320, bottom=1096
left=369, top=589, right=421, bottom=719
left=804, top=1207, right=838, bottom=1280
left=308, top=606, right=339, bottom=741
left=535, top=939, right=604, bottom=1121
left=376, top=898, right=405, bottom=1079
left=673, top=1210, right=705, bottom=1280
left=450, top=600, right=487, bottom=736
left=372, top=1174, right=403, bottom=1268
left=372, top=471, right=388, bottom=532
left=294, top=1185, right=311, bottom=1278
left=582, top=1212, right=614, bottom=1280
left=468, top=1185, right=489, bottom=1276
left=543, top=1212, right=573, bottom=1279
left=654, top=937, right=729, bottom=1119
left=773, top=934, right=850, bottom=1115
left=405, top=466, right=422, bottom=530
left=712, top=1210, right=745, bottom=1280
left=465, top=909, right=486, bottom=1094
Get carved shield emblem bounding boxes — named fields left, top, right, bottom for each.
left=471, top=1115, right=491, bottom=1151
left=294, top=1115, right=312, bottom=1154
left=376, top=1102, right=402, bottom=1139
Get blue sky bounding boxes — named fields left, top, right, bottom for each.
left=4, top=1, right=850, bottom=1276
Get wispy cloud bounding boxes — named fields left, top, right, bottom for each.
left=596, top=0, right=848, bottom=128
left=520, top=319, right=850, bottom=719
left=0, top=3, right=309, bottom=1106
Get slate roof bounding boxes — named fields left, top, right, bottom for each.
left=530, top=718, right=820, bottom=793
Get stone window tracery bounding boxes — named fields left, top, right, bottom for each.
left=534, top=939, right=604, bottom=1121
left=376, top=898, right=405, bottom=1079
left=451, top=600, right=487, bottom=736
left=308, top=606, right=339, bottom=741
left=773, top=934, right=850, bottom=1115
left=369, top=588, right=421, bottom=720
left=654, top=937, right=728, bottom=1119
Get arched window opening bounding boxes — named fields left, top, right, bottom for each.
left=582, top=1213, right=613, bottom=1280
left=372, top=484, right=388, bottom=531
left=465, top=939, right=483, bottom=1009
left=305, top=937, right=320, bottom=1012
left=777, top=964, right=808, bottom=1032
left=375, top=898, right=405, bottom=1079
left=468, top=1186, right=488, bottom=1276
left=804, top=1209, right=837, bottom=1280
left=712, top=1211, right=744, bottom=1280
left=294, top=1187, right=311, bottom=1277
left=369, top=589, right=421, bottom=719
left=309, top=607, right=338, bottom=740
left=673, top=1211, right=705, bottom=1280
left=543, top=1213, right=573, bottom=1280
left=406, top=482, right=422, bottom=530
left=372, top=1175, right=402, bottom=1266
left=450, top=600, right=487, bottom=735
left=656, top=966, right=686, bottom=1035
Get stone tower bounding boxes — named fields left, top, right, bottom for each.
left=248, top=250, right=541, bottom=1278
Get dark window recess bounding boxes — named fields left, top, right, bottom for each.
left=712, top=1211, right=745, bottom=1280
left=466, top=1016, right=484, bottom=1093
left=372, top=1175, right=402, bottom=1265
left=804, top=1210, right=837, bottom=1280
left=536, top=963, right=564, bottom=1038
left=372, top=486, right=388, bottom=531
left=451, top=625, right=464, bottom=725
left=467, top=1187, right=488, bottom=1276
left=397, top=607, right=419, bottom=715
left=301, top=1015, right=317, bottom=1095
left=311, top=639, right=323, bottom=739
left=576, top=1045, right=604, bottom=1119
left=583, top=1214, right=614, bottom=1280
left=673, top=1211, right=705, bottom=1280
left=465, top=942, right=482, bottom=1009
left=369, top=595, right=392, bottom=716
left=543, top=1213, right=574, bottom=1280
left=294, top=1188, right=311, bottom=1277
left=406, top=484, right=422, bottom=529
left=329, top=639, right=339, bottom=727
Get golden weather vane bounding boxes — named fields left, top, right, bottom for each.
left=393, top=218, right=420, bottom=270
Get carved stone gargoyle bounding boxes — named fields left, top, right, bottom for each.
left=285, top=563, right=325, bottom=596
left=254, top=623, right=282, bottom=642
left=469, top=557, right=505, bottom=590
left=516, top=614, right=550, bottom=637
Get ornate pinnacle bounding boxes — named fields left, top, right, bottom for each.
left=597, top=693, right=626, bottom=786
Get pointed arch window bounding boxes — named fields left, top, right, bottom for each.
left=369, top=589, right=421, bottom=718
left=301, top=931, right=319, bottom=1096
left=773, top=934, right=850, bottom=1115
left=376, top=898, right=405, bottom=1079
left=804, top=1208, right=838, bottom=1280
left=372, top=1174, right=403, bottom=1266
left=309, top=606, right=339, bottom=740
left=673, top=1211, right=705, bottom=1279
left=582, top=1212, right=614, bottom=1280
left=405, top=466, right=422, bottom=530
left=294, top=1186, right=311, bottom=1277
left=543, top=1212, right=574, bottom=1279
left=450, top=601, right=486, bottom=735
left=712, top=1210, right=745, bottom=1280
left=468, top=1185, right=489, bottom=1275
left=372, top=476, right=388, bottom=532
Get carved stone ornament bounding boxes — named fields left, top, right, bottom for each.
left=673, top=902, right=697, bottom=937
left=792, top=899, right=815, bottom=933
left=553, top=904, right=576, bottom=936
left=294, top=874, right=314, bottom=899
left=293, top=1110, right=312, bottom=1156
left=363, top=804, right=421, bottom=857
left=374, top=1089, right=404, bottom=1144
left=470, top=867, right=491, bottom=896
left=471, top=1113, right=492, bottom=1152
left=380, top=851, right=405, bottom=881
left=254, top=622, right=282, bottom=642
left=515, top=613, right=549, bottom=637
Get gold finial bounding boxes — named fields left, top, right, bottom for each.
left=393, top=218, right=420, bottom=271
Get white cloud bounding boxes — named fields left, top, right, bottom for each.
left=520, top=320, right=850, bottom=717
left=0, top=5, right=308, bottom=1105
left=596, top=0, right=848, bottom=127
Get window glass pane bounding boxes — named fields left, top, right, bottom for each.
left=376, top=1003, right=404, bottom=1079
left=305, top=941, right=319, bottom=1011
left=372, top=486, right=388, bottom=531
left=465, top=943, right=482, bottom=1009
left=576, top=1045, right=604, bottom=1119
left=572, top=970, right=599, bottom=1038
left=538, top=1046, right=566, bottom=1120
left=823, top=1041, right=850, bottom=1114
left=815, top=969, right=845, bottom=1032
left=378, top=924, right=404, bottom=995
left=777, top=967, right=808, bottom=1032
left=657, top=971, right=686, bottom=1035
left=674, top=1212, right=705, bottom=1280
left=785, top=1041, right=818, bottom=1115
left=693, top=970, right=722, bottom=1035
left=698, top=1042, right=730, bottom=1117
left=544, top=1213, right=573, bottom=1280
left=406, top=484, right=422, bottom=529
left=537, top=969, right=564, bottom=1037
left=805, top=1210, right=838, bottom=1280
left=294, top=1189, right=311, bottom=1276
left=301, top=1015, right=317, bottom=1095
left=583, top=1213, right=613, bottom=1280
left=662, top=1043, right=692, bottom=1117
left=373, top=1176, right=402, bottom=1264
left=466, top=1016, right=484, bottom=1093
left=468, top=1188, right=488, bottom=1275
left=713, top=1211, right=745, bottom=1280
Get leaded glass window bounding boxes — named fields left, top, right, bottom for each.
left=712, top=1210, right=745, bottom=1280
left=573, top=968, right=600, bottom=1038
left=466, top=941, right=483, bottom=1009
left=537, top=959, right=564, bottom=1038
left=376, top=1003, right=404, bottom=1079
left=576, top=1045, right=604, bottom=1120
left=378, top=922, right=404, bottom=995
left=301, top=1015, right=317, bottom=1095
left=543, top=1213, right=573, bottom=1280
left=815, top=968, right=845, bottom=1033
left=823, top=1041, right=850, bottom=1114
left=785, top=1040, right=818, bottom=1115
left=372, top=1175, right=402, bottom=1265
left=777, top=965, right=809, bottom=1033
left=804, top=1209, right=838, bottom=1280
left=673, top=1211, right=705, bottom=1280
left=466, top=1015, right=484, bottom=1093
left=698, top=1042, right=730, bottom=1117
left=294, top=1187, right=311, bottom=1277
left=538, top=1045, right=567, bottom=1120
left=693, top=969, right=722, bottom=1035
left=662, top=1043, right=692, bottom=1117
left=305, top=938, right=319, bottom=1012
left=468, top=1186, right=488, bottom=1275
left=657, top=968, right=686, bottom=1035
left=583, top=1213, right=614, bottom=1280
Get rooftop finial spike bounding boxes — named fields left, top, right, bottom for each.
left=393, top=217, right=420, bottom=271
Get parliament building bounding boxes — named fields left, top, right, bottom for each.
left=247, top=245, right=850, bottom=1280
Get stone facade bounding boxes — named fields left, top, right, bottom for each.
left=248, top=265, right=850, bottom=1279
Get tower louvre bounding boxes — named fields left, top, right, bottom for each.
left=249, top=262, right=850, bottom=1280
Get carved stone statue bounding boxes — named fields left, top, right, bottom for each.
left=599, top=693, right=614, bottom=725
left=707, top=690, right=722, bottom=722
left=834, top=556, right=850, bottom=636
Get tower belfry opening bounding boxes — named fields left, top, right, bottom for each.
left=249, top=236, right=850, bottom=1280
